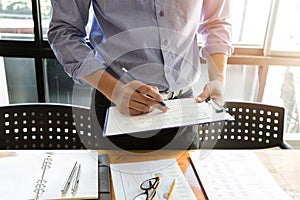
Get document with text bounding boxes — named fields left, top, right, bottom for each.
left=110, top=158, right=196, bottom=200
left=104, top=98, right=234, bottom=136
left=189, top=150, right=293, bottom=200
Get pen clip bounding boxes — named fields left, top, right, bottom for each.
left=205, top=98, right=225, bottom=113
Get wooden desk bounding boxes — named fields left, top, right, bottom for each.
left=99, top=149, right=300, bottom=200
left=0, top=150, right=299, bottom=199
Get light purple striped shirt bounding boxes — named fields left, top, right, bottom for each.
left=48, top=0, right=233, bottom=92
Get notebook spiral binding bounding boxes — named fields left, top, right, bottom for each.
left=33, top=156, right=53, bottom=200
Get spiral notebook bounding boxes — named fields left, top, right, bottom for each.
left=0, top=150, right=98, bottom=200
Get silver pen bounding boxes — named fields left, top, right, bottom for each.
left=61, top=161, right=78, bottom=194
left=71, top=163, right=81, bottom=193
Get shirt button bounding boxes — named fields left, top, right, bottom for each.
left=163, top=40, right=168, bottom=46
left=159, top=10, right=164, bottom=17
left=166, top=68, right=171, bottom=73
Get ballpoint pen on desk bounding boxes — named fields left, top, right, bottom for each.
left=61, top=161, right=78, bottom=194
left=71, top=163, right=81, bottom=193
left=121, top=67, right=167, bottom=107
left=167, top=179, right=176, bottom=200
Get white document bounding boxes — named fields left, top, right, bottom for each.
left=110, top=158, right=197, bottom=200
left=189, top=150, right=293, bottom=200
left=0, top=150, right=98, bottom=200
left=104, top=98, right=234, bottom=136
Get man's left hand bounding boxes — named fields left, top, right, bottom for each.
left=195, top=79, right=225, bottom=105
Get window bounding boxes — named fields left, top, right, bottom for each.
left=40, top=0, right=94, bottom=40
left=40, top=0, right=51, bottom=39
left=0, top=57, right=9, bottom=104
left=0, top=0, right=92, bottom=106
left=231, top=0, right=272, bottom=46
left=44, top=58, right=91, bottom=106
left=2, top=57, right=38, bottom=103
left=0, top=0, right=300, bottom=135
left=271, top=0, right=300, bottom=52
left=0, top=0, right=34, bottom=40
left=229, top=0, right=300, bottom=133
left=263, top=66, right=300, bottom=133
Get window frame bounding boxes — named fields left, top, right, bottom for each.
left=0, top=0, right=51, bottom=102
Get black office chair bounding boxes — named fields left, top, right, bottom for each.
left=198, top=101, right=293, bottom=149
left=0, top=103, right=99, bottom=149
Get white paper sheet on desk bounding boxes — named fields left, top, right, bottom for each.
left=189, top=150, right=293, bottom=200
left=110, top=158, right=196, bottom=200
left=0, top=150, right=98, bottom=200
left=104, top=98, right=234, bottom=136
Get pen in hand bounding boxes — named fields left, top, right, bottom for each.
left=61, top=161, right=78, bottom=194
left=121, top=67, right=168, bottom=107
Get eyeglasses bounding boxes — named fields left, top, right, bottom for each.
left=133, top=176, right=160, bottom=200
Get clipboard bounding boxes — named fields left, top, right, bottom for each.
left=103, top=98, right=234, bottom=136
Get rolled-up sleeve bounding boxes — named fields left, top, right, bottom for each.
left=48, top=0, right=104, bottom=84
left=198, top=0, right=234, bottom=58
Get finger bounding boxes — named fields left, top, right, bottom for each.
left=195, top=87, right=210, bottom=103
left=126, top=81, right=167, bottom=112
left=131, top=92, right=168, bottom=113
left=128, top=106, right=155, bottom=116
left=150, top=86, right=159, bottom=92
left=121, top=98, right=157, bottom=116
left=129, top=98, right=152, bottom=113
left=151, top=102, right=169, bottom=112
left=118, top=102, right=151, bottom=116
left=128, top=83, right=167, bottom=111
left=136, top=84, right=164, bottom=102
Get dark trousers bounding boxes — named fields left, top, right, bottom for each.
left=89, top=88, right=199, bottom=150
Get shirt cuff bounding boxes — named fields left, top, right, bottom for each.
left=72, top=58, right=106, bottom=84
left=199, top=44, right=234, bottom=59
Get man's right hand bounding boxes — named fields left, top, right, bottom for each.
left=112, top=80, right=168, bottom=115
left=83, top=69, right=168, bottom=116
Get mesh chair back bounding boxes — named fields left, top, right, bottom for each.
left=0, top=103, right=98, bottom=149
left=198, top=101, right=290, bottom=149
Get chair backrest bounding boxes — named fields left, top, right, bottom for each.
left=198, top=101, right=291, bottom=149
left=0, top=103, right=98, bottom=149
